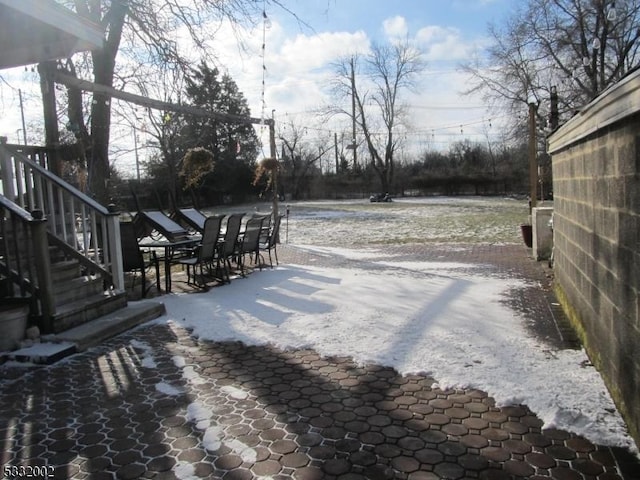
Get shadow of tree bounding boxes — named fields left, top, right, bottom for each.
left=0, top=320, right=631, bottom=480
left=146, top=321, right=627, bottom=479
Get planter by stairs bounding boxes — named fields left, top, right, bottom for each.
left=0, top=303, right=29, bottom=351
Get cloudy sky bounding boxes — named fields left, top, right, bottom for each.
left=216, top=0, right=517, bottom=158
left=0, top=0, right=517, bottom=176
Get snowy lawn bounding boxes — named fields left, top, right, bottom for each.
left=279, top=196, right=527, bottom=245
left=159, top=196, right=636, bottom=451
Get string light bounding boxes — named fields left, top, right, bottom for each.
left=260, top=2, right=267, bottom=129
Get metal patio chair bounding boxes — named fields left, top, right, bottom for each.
left=237, top=215, right=267, bottom=276
left=173, top=207, right=208, bottom=235
left=217, top=213, right=245, bottom=283
left=120, top=221, right=160, bottom=297
left=259, top=214, right=283, bottom=268
left=133, top=210, right=191, bottom=242
left=173, top=215, right=224, bottom=288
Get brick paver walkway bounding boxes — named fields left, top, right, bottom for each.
left=1, top=243, right=638, bottom=479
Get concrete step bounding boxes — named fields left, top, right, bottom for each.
left=2, top=342, right=76, bottom=365
left=54, top=300, right=166, bottom=352
left=2, top=300, right=165, bottom=363
left=51, top=290, right=128, bottom=333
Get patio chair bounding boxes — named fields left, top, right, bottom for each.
left=217, top=213, right=245, bottom=282
left=173, top=207, right=208, bottom=234
left=237, top=215, right=267, bottom=276
left=120, top=221, right=160, bottom=297
left=259, top=214, right=283, bottom=268
left=133, top=210, right=190, bottom=242
left=174, top=215, right=224, bottom=288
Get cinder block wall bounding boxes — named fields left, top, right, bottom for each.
left=548, top=72, right=640, bottom=448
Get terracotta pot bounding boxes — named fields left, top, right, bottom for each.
left=520, top=224, right=533, bottom=248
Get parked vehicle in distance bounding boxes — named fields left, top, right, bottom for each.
left=370, top=193, right=392, bottom=202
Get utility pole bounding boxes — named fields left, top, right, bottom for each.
left=269, top=112, right=279, bottom=221
left=18, top=89, right=27, bottom=144
left=350, top=57, right=357, bottom=170
left=549, top=86, right=559, bottom=131
left=334, top=132, right=339, bottom=174
left=133, top=127, right=140, bottom=182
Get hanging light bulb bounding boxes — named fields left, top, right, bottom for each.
left=583, top=56, right=590, bottom=67
left=607, top=2, right=617, bottom=21
left=592, top=37, right=601, bottom=51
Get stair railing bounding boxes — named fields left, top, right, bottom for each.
left=0, top=197, right=55, bottom=331
left=0, top=139, right=124, bottom=296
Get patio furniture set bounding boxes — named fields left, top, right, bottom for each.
left=120, top=207, right=282, bottom=296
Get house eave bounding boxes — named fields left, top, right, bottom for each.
left=547, top=68, right=640, bottom=154
left=0, top=0, right=104, bottom=70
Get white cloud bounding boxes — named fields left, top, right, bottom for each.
left=278, top=31, right=370, bottom=72
left=415, top=25, right=474, bottom=61
left=383, top=15, right=408, bottom=40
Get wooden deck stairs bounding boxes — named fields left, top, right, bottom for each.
left=1, top=229, right=165, bottom=364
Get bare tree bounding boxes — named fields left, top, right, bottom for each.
left=278, top=120, right=331, bottom=200
left=463, top=0, right=640, bottom=131
left=48, top=0, right=288, bottom=203
left=330, top=40, right=424, bottom=193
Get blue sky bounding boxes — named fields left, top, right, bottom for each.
left=277, top=0, right=512, bottom=41
left=221, top=0, right=518, bottom=157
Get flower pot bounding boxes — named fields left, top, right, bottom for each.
left=520, top=224, right=533, bottom=248
left=0, top=304, right=28, bottom=351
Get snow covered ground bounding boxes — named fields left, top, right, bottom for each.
left=6, top=197, right=634, bottom=452
left=154, top=196, right=636, bottom=452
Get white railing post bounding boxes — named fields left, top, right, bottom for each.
left=106, top=204, right=124, bottom=292
left=0, top=137, right=16, bottom=201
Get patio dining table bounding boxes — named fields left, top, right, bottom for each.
left=138, top=235, right=201, bottom=292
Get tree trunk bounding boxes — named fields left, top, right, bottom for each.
left=38, top=61, right=60, bottom=176
left=86, top=0, right=127, bottom=203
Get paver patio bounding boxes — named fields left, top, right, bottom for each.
left=1, top=243, right=638, bottom=479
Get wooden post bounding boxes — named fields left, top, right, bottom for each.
left=529, top=101, right=538, bottom=212
left=269, top=120, right=279, bottom=220
left=106, top=204, right=124, bottom=292
left=0, top=137, right=16, bottom=201
left=30, top=209, right=55, bottom=333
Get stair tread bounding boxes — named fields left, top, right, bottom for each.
left=54, top=274, right=100, bottom=286
left=52, top=291, right=126, bottom=318
left=52, top=275, right=101, bottom=292
left=3, top=300, right=166, bottom=362
left=51, top=259, right=81, bottom=269
left=54, top=301, right=166, bottom=351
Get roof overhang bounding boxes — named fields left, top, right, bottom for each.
left=548, top=68, right=640, bottom=154
left=0, top=0, right=104, bottom=69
